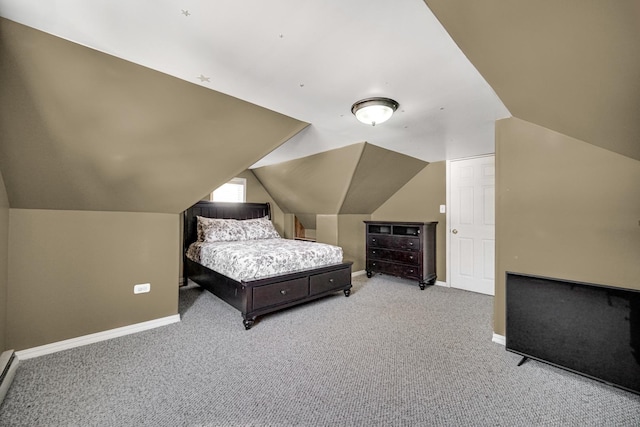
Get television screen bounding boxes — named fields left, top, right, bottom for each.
left=506, top=272, right=640, bottom=395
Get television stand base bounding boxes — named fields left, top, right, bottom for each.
left=517, top=356, right=529, bottom=366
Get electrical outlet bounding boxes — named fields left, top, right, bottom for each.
left=439, top=205, right=446, bottom=214
left=134, top=283, right=151, bottom=294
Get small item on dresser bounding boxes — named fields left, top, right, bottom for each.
left=364, top=221, right=437, bottom=290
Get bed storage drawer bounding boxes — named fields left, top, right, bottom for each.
left=252, top=277, right=309, bottom=310
left=309, top=267, right=351, bottom=295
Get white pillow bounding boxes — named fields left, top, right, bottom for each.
left=197, top=216, right=246, bottom=242
left=240, top=216, right=281, bottom=240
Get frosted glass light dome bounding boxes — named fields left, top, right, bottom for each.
left=351, top=97, right=399, bottom=126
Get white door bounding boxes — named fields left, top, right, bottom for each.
left=449, top=156, right=495, bottom=295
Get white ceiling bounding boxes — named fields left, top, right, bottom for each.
left=0, top=0, right=510, bottom=167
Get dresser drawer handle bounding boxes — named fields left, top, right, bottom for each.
left=409, top=270, right=414, bottom=273
left=280, top=289, right=287, bottom=295
left=409, top=255, right=414, bottom=260
left=409, top=242, right=414, bottom=246
left=329, top=278, right=334, bottom=283
left=372, top=238, right=376, bottom=242
left=372, top=250, right=376, bottom=254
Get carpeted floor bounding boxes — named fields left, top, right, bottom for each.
left=1, top=274, right=639, bottom=426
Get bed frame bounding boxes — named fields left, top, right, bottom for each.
left=183, top=201, right=353, bottom=329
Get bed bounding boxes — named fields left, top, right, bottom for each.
left=183, top=201, right=353, bottom=329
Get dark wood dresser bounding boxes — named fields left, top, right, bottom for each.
left=364, top=221, right=437, bottom=289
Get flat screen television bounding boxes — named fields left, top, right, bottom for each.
left=506, top=272, right=640, bottom=395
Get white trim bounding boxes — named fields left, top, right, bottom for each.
left=446, top=154, right=496, bottom=295
left=435, top=280, right=448, bottom=287
left=16, top=315, right=181, bottom=360
left=492, top=333, right=506, bottom=346
left=446, top=160, right=451, bottom=294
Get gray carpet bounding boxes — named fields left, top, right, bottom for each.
left=1, top=275, right=639, bottom=426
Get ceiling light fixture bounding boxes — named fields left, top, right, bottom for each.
left=351, top=97, right=399, bottom=126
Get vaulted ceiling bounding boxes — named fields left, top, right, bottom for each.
left=253, top=142, right=428, bottom=227
left=424, top=0, right=640, bottom=162
left=0, top=18, right=305, bottom=213
left=0, top=0, right=510, bottom=169
left=0, top=1, right=638, bottom=215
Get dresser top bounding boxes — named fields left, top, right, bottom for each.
left=364, top=221, right=438, bottom=226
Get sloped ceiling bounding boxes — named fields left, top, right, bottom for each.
left=1, top=2, right=636, bottom=217
left=253, top=142, right=427, bottom=228
left=0, top=18, right=306, bottom=213
left=0, top=0, right=510, bottom=169
left=253, top=144, right=364, bottom=219
left=424, top=0, right=640, bottom=161
left=339, top=144, right=428, bottom=214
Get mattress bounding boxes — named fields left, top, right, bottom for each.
left=186, top=238, right=343, bottom=282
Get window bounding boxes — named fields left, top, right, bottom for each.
left=211, top=177, right=246, bottom=203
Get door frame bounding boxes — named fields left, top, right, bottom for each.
left=445, top=154, right=496, bottom=292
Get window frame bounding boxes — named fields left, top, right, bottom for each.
left=211, top=177, right=247, bottom=203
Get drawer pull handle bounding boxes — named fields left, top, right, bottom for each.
left=409, top=256, right=413, bottom=260
left=372, top=238, right=376, bottom=242
left=409, top=242, right=414, bottom=246
left=280, top=290, right=287, bottom=295
left=329, top=278, right=334, bottom=283
left=409, top=270, right=414, bottom=273
left=372, top=251, right=376, bottom=254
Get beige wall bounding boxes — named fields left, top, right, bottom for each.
left=0, top=170, right=8, bottom=351
left=8, top=209, right=179, bottom=350
left=252, top=142, right=428, bottom=219
left=315, top=214, right=369, bottom=272
left=495, top=117, right=640, bottom=335
left=338, top=215, right=371, bottom=272
left=240, top=170, right=286, bottom=236
left=372, top=162, right=447, bottom=282
left=424, top=0, right=640, bottom=162
left=253, top=144, right=364, bottom=215
left=0, top=18, right=306, bottom=215
left=316, top=215, right=339, bottom=246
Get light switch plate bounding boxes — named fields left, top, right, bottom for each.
left=439, top=205, right=446, bottom=213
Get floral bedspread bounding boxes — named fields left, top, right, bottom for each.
left=186, top=238, right=343, bottom=282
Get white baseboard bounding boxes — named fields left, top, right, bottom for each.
left=492, top=333, right=506, bottom=346
left=435, top=280, right=447, bottom=287
left=16, top=314, right=181, bottom=360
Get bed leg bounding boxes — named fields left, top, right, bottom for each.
left=243, top=318, right=255, bottom=330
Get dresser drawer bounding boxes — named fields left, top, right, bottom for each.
left=368, top=235, right=420, bottom=251
left=252, top=277, right=309, bottom=310
left=309, top=267, right=351, bottom=295
left=367, top=260, right=422, bottom=280
left=368, top=248, right=421, bottom=265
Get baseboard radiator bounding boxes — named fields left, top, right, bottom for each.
left=0, top=350, right=19, bottom=406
